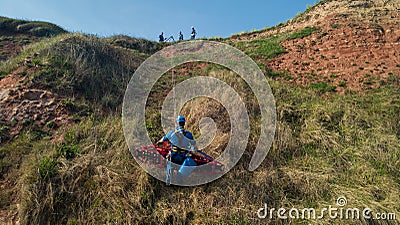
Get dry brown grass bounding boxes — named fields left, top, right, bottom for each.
left=0, top=20, right=398, bottom=224
left=1, top=67, right=395, bottom=225
left=0, top=50, right=397, bottom=225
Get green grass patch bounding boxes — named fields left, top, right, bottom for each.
left=255, top=62, right=266, bottom=74
left=266, top=70, right=285, bottom=78
left=61, top=98, right=92, bottom=117
left=233, top=27, right=318, bottom=61
left=235, top=37, right=286, bottom=59
left=38, top=157, right=57, bottom=181
left=330, top=73, right=339, bottom=78
left=309, top=82, right=337, bottom=93
left=57, top=143, right=79, bottom=159
left=45, top=121, right=56, bottom=129
left=0, top=126, right=9, bottom=143
left=288, top=26, right=319, bottom=40
left=22, top=119, right=33, bottom=126
left=330, top=23, right=340, bottom=29
left=339, top=81, right=347, bottom=87
left=267, top=70, right=294, bottom=80
left=0, top=71, right=7, bottom=79
left=387, top=73, right=400, bottom=86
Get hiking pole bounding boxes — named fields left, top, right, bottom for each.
left=166, top=152, right=172, bottom=186
left=165, top=36, right=175, bottom=42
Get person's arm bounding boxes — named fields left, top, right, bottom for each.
left=157, top=130, right=173, bottom=145
left=156, top=137, right=164, bottom=145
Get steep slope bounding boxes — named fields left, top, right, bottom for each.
left=0, top=21, right=158, bottom=223
left=0, top=33, right=146, bottom=142
left=231, top=0, right=400, bottom=93
left=0, top=16, right=67, bottom=62
left=0, top=1, right=399, bottom=224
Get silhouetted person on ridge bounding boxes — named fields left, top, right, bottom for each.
left=159, top=32, right=164, bottom=42
left=179, top=31, right=184, bottom=41
left=190, top=26, right=197, bottom=40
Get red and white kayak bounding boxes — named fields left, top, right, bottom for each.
left=132, top=143, right=225, bottom=175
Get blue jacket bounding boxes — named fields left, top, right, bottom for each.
left=162, top=126, right=196, bottom=150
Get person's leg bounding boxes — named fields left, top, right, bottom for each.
left=171, top=152, right=184, bottom=165
left=177, top=157, right=197, bottom=183
left=171, top=152, right=186, bottom=183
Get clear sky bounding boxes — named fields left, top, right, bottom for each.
left=1, top=0, right=318, bottom=41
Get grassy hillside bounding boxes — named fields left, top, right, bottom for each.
left=0, top=16, right=66, bottom=37
left=0, top=16, right=67, bottom=62
left=2, top=77, right=398, bottom=224
left=1, top=1, right=400, bottom=224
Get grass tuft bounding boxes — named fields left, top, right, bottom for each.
left=38, top=157, right=57, bottom=181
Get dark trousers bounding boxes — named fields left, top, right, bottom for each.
left=171, top=151, right=187, bottom=165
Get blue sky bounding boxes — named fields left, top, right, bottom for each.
left=1, top=0, right=317, bottom=41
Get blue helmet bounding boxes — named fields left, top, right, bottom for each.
left=176, top=115, right=186, bottom=123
